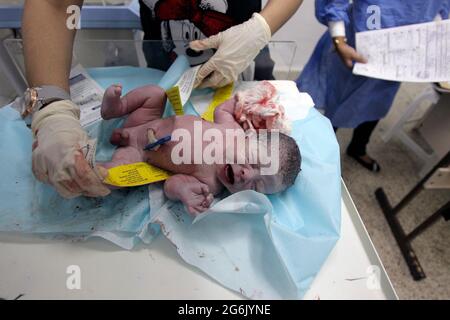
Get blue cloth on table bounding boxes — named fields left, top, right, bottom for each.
left=151, top=101, right=341, bottom=299
left=297, top=0, right=450, bottom=128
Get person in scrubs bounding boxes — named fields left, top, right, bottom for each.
left=297, top=0, right=450, bottom=172
left=21, top=0, right=303, bottom=198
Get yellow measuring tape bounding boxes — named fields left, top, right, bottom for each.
left=167, top=82, right=234, bottom=119
left=166, top=86, right=185, bottom=116
left=202, top=83, right=234, bottom=122
left=104, top=162, right=171, bottom=187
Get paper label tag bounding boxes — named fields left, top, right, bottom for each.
left=69, top=64, right=105, bottom=128
left=104, top=162, right=171, bottom=187
left=166, top=65, right=201, bottom=115
left=202, top=83, right=234, bottom=122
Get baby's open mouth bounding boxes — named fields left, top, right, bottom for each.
left=225, top=164, right=235, bottom=185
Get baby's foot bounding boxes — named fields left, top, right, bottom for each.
left=101, top=84, right=123, bottom=120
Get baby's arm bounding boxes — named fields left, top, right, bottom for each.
left=164, top=174, right=214, bottom=216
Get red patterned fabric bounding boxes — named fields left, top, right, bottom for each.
left=155, top=0, right=235, bottom=37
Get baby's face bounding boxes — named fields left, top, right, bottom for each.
left=216, top=130, right=285, bottom=194
left=216, top=163, right=283, bottom=194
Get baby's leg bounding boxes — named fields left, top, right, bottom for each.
left=101, top=84, right=127, bottom=119
left=99, top=146, right=143, bottom=170
left=101, top=85, right=167, bottom=127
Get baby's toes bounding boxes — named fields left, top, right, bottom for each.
left=113, top=85, right=122, bottom=97
left=105, top=85, right=119, bottom=98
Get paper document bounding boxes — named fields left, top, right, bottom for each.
left=166, top=65, right=201, bottom=115
left=353, top=20, right=450, bottom=82
left=69, top=64, right=105, bottom=127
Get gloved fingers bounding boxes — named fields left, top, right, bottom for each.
left=197, top=71, right=230, bottom=89
left=32, top=163, right=49, bottom=184
left=70, top=151, right=111, bottom=197
left=60, top=179, right=83, bottom=195
left=194, top=60, right=217, bottom=88
left=208, top=75, right=233, bottom=89
left=32, top=151, right=49, bottom=184
left=190, top=34, right=222, bottom=51
left=32, top=140, right=38, bottom=151
left=54, top=180, right=81, bottom=199
left=80, top=166, right=110, bottom=198
left=46, top=161, right=84, bottom=198
left=95, top=165, right=110, bottom=181
left=82, top=190, right=110, bottom=198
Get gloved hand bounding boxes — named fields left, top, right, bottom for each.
left=190, top=13, right=271, bottom=89
left=31, top=100, right=111, bottom=198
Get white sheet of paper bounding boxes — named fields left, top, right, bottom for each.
left=69, top=64, right=105, bottom=127
left=353, top=20, right=450, bottom=82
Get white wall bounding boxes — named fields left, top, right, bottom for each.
left=264, top=0, right=326, bottom=75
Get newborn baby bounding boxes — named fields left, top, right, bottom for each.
left=100, top=84, right=301, bottom=215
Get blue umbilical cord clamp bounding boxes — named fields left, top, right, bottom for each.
left=143, top=135, right=172, bottom=151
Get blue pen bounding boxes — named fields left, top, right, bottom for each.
left=143, top=135, right=172, bottom=151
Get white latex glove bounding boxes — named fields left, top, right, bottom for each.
left=190, top=13, right=271, bottom=89
left=31, top=100, right=111, bottom=198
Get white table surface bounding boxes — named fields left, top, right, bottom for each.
left=0, top=181, right=397, bottom=300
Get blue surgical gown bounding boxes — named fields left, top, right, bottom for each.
left=296, top=0, right=450, bottom=128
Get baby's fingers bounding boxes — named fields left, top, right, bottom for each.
left=202, top=193, right=214, bottom=208
left=187, top=206, right=198, bottom=215
left=195, top=205, right=209, bottom=214
left=201, top=184, right=210, bottom=196
left=187, top=205, right=205, bottom=216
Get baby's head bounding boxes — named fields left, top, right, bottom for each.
left=217, top=132, right=301, bottom=194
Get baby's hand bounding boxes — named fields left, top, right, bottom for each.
left=179, top=183, right=214, bottom=216
left=164, top=174, right=215, bottom=216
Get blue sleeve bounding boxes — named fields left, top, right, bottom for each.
left=315, top=0, right=351, bottom=25
left=440, top=0, right=450, bottom=19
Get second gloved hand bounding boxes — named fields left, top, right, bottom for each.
left=190, top=13, right=272, bottom=89
left=31, top=100, right=111, bottom=198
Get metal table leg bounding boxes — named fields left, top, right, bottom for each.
left=375, top=151, right=450, bottom=280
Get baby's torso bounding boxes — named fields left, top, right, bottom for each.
left=144, top=115, right=241, bottom=194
